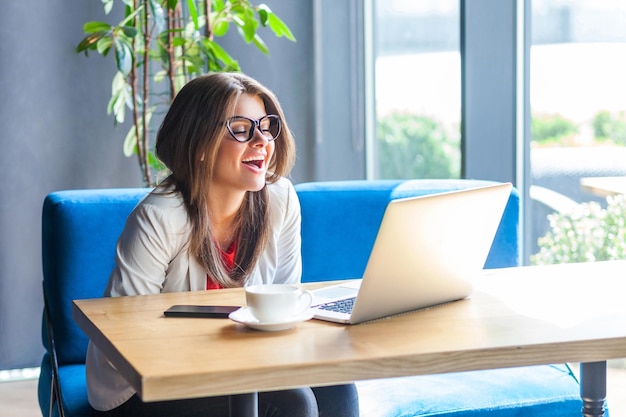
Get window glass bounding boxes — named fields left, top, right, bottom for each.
left=530, top=0, right=626, bottom=264
left=373, top=0, right=461, bottom=179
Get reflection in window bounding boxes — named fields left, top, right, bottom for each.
left=373, top=0, right=460, bottom=180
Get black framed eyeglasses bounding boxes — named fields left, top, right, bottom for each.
left=225, top=114, right=282, bottom=143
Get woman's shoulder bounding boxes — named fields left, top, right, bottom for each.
left=267, top=176, right=294, bottom=192
left=267, top=177, right=297, bottom=203
left=266, top=177, right=300, bottom=220
left=132, top=186, right=188, bottom=227
left=142, top=186, right=185, bottom=210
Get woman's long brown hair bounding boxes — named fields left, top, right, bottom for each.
left=155, top=73, right=296, bottom=287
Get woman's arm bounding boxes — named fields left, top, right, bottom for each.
left=105, top=196, right=189, bottom=297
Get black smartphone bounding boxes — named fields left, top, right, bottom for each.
left=164, top=305, right=240, bottom=318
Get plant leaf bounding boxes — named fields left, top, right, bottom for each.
left=123, top=109, right=154, bottom=157
left=123, top=125, right=138, bottom=157
left=154, top=69, right=167, bottom=83
left=212, top=18, right=229, bottom=37
left=96, top=36, right=113, bottom=55
left=114, top=38, right=134, bottom=75
left=119, top=25, right=138, bottom=38
left=84, top=21, right=112, bottom=33
left=107, top=72, right=129, bottom=124
left=232, top=11, right=258, bottom=43
left=251, top=33, right=269, bottom=54
left=204, top=39, right=239, bottom=70
left=172, top=35, right=186, bottom=47
left=101, top=0, right=114, bottom=15
left=257, top=4, right=269, bottom=25
left=148, top=150, right=167, bottom=173
left=76, top=31, right=109, bottom=53
left=149, top=0, right=166, bottom=32
left=112, top=94, right=127, bottom=124
left=213, top=0, right=225, bottom=12
left=186, top=0, right=199, bottom=30
left=266, top=11, right=296, bottom=41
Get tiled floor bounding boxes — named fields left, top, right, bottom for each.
left=2, top=362, right=626, bottom=417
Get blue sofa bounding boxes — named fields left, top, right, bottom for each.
left=38, top=179, right=584, bottom=417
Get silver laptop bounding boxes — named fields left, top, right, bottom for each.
left=310, top=182, right=513, bottom=324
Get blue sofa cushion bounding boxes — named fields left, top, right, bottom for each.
left=295, top=180, right=519, bottom=283
left=357, top=365, right=582, bottom=417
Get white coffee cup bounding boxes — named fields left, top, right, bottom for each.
left=245, top=284, right=314, bottom=323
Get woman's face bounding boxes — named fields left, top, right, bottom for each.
left=212, top=93, right=276, bottom=196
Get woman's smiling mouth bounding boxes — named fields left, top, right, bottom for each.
left=242, top=155, right=265, bottom=169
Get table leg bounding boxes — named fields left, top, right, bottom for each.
left=580, top=361, right=607, bottom=417
left=229, top=392, right=258, bottom=417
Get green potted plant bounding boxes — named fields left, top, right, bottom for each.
left=77, top=0, right=295, bottom=186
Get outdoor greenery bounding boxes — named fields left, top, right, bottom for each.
left=377, top=113, right=460, bottom=179
left=531, top=113, right=578, bottom=146
left=77, top=0, right=295, bottom=186
left=532, top=111, right=626, bottom=147
left=377, top=110, right=626, bottom=181
left=592, top=110, right=626, bottom=146
left=532, top=194, right=626, bottom=265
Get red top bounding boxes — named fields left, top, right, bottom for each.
left=206, top=240, right=237, bottom=290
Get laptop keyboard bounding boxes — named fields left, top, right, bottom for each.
left=315, top=297, right=356, bottom=314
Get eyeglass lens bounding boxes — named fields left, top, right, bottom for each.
left=227, top=115, right=281, bottom=142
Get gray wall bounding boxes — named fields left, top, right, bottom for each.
left=1, top=0, right=140, bottom=370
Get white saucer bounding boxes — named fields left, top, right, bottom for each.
left=228, top=307, right=313, bottom=331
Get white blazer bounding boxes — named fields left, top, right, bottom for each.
left=86, top=177, right=302, bottom=411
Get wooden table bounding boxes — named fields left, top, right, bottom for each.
left=73, top=261, right=626, bottom=417
left=580, top=176, right=626, bottom=197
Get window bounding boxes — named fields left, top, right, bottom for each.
left=372, top=0, right=461, bottom=180
left=529, top=0, right=626, bottom=262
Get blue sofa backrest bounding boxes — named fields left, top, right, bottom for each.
left=42, top=188, right=150, bottom=365
left=296, top=179, right=519, bottom=282
left=41, top=180, right=519, bottom=366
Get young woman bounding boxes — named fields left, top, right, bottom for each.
left=85, top=72, right=359, bottom=417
